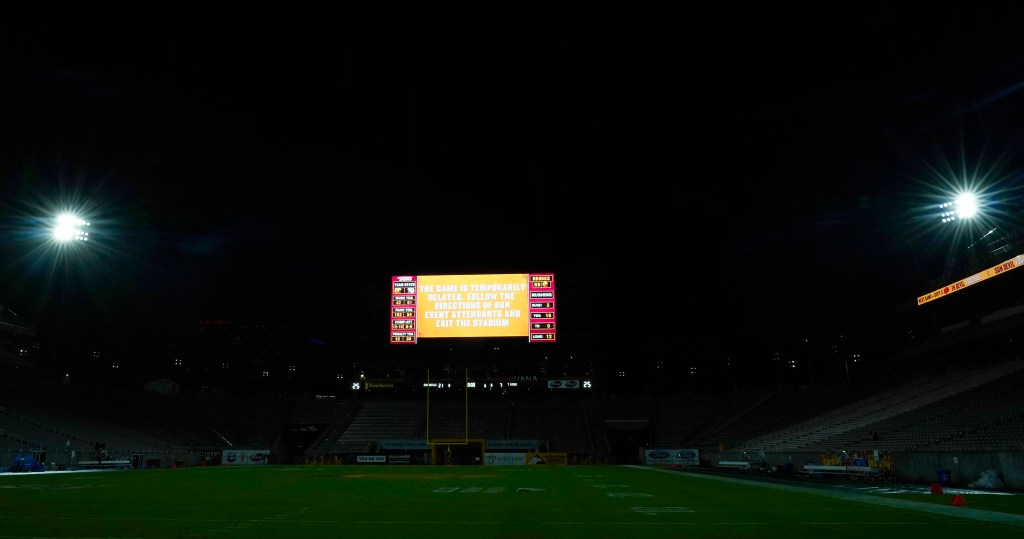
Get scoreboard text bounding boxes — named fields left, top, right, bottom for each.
left=390, top=273, right=556, bottom=344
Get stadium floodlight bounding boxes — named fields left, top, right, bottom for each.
left=52, top=213, right=90, bottom=242
left=938, top=192, right=979, bottom=223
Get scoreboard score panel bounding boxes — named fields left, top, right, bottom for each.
left=390, top=273, right=556, bottom=344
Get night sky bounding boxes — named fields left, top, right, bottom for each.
left=4, top=11, right=1024, bottom=364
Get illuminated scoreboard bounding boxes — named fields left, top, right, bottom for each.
left=390, top=273, right=556, bottom=344
left=527, top=274, right=556, bottom=342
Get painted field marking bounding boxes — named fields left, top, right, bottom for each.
left=631, top=507, right=694, bottom=516
left=607, top=492, right=652, bottom=498
left=432, top=486, right=507, bottom=494
left=0, top=484, right=95, bottom=489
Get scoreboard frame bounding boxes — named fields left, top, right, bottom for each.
left=390, top=273, right=556, bottom=344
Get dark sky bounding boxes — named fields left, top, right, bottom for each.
left=4, top=10, right=1024, bottom=358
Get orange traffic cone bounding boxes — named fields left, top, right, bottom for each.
left=951, top=494, right=966, bottom=506
left=929, top=483, right=944, bottom=494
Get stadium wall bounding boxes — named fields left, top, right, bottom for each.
left=2, top=450, right=224, bottom=470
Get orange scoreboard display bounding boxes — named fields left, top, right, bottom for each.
left=390, top=273, right=556, bottom=344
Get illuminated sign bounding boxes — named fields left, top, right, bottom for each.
left=917, top=255, right=1024, bottom=306
left=390, top=274, right=556, bottom=343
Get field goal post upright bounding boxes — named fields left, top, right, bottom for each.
left=425, top=367, right=483, bottom=464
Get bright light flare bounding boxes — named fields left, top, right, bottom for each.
left=939, top=192, right=980, bottom=222
left=955, top=192, right=978, bottom=218
left=52, top=213, right=90, bottom=242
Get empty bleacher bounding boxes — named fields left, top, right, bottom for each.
left=733, top=359, right=1024, bottom=452
left=327, top=400, right=423, bottom=454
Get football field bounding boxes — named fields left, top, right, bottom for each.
left=1, top=464, right=1022, bottom=538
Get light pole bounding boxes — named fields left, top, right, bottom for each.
left=48, top=212, right=91, bottom=467
left=49, top=212, right=90, bottom=379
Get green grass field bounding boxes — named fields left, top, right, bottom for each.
left=1, top=465, right=1022, bottom=538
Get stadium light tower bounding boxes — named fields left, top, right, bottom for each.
left=51, top=213, right=90, bottom=243
left=938, top=192, right=979, bottom=223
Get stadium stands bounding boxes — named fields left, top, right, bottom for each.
left=3, top=354, right=1024, bottom=480
left=327, top=400, right=422, bottom=454
left=732, top=359, right=1024, bottom=453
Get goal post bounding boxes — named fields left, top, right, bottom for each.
left=425, top=368, right=483, bottom=464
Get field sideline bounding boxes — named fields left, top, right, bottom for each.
left=1, top=464, right=1022, bottom=538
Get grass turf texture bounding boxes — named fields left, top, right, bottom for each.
left=0, top=465, right=1021, bottom=538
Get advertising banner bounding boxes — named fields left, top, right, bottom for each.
left=644, top=449, right=699, bottom=466
left=379, top=440, right=430, bottom=450
left=484, top=453, right=526, bottom=466
left=221, top=449, right=270, bottom=466
left=485, top=439, right=539, bottom=451
left=918, top=254, right=1024, bottom=305
left=525, top=452, right=567, bottom=465
left=356, top=455, right=387, bottom=464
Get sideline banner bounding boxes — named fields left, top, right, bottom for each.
left=644, top=449, right=699, bottom=466
left=221, top=450, right=270, bottom=466
left=379, top=440, right=430, bottom=450
left=484, top=453, right=525, bottom=466
left=486, top=439, right=539, bottom=451
left=525, top=452, right=567, bottom=465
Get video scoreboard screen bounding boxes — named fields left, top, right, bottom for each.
left=390, top=273, right=556, bottom=344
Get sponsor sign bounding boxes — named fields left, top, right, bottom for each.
left=356, top=455, right=387, bottom=464
left=645, top=449, right=699, bottom=466
left=918, top=255, right=1024, bottom=305
left=221, top=449, right=270, bottom=466
left=525, top=452, right=568, bottom=465
left=379, top=439, right=430, bottom=450
left=485, top=439, right=539, bottom=450
left=484, top=453, right=526, bottom=466
left=386, top=454, right=412, bottom=464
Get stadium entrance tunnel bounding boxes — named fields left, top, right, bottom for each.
left=604, top=419, right=651, bottom=464
left=282, top=423, right=329, bottom=463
